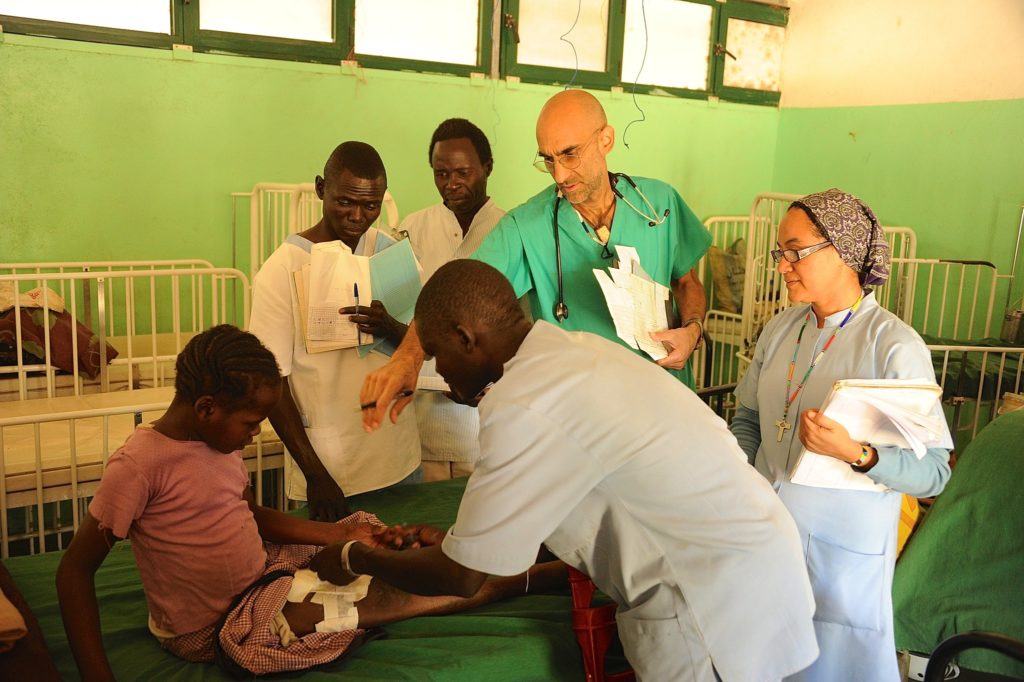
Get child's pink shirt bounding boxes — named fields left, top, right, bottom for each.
left=89, top=426, right=267, bottom=635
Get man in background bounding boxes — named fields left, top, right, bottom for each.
left=400, top=118, right=505, bottom=481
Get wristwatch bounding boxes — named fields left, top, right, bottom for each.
left=683, top=317, right=704, bottom=350
left=851, top=443, right=874, bottom=471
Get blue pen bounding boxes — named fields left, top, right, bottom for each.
left=354, top=282, right=362, bottom=347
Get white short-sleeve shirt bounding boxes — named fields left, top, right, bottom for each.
left=401, top=199, right=506, bottom=280
left=401, top=200, right=505, bottom=463
left=249, top=230, right=420, bottom=499
left=441, top=321, right=818, bottom=681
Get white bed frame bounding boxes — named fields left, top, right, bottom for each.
left=880, top=258, right=1010, bottom=340
left=692, top=217, right=749, bottom=419
left=1, top=266, right=249, bottom=401
left=0, top=266, right=289, bottom=557
left=234, top=182, right=400, bottom=278
left=930, top=344, right=1024, bottom=449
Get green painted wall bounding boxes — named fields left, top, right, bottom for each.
left=773, top=98, right=1024, bottom=308
left=0, top=35, right=780, bottom=272
left=6, top=35, right=1021, bottom=308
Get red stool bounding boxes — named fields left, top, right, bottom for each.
left=567, top=566, right=635, bottom=682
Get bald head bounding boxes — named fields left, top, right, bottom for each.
left=536, top=89, right=608, bottom=140
left=535, top=90, right=615, bottom=206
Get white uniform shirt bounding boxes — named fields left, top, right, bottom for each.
left=402, top=198, right=506, bottom=280
left=401, top=200, right=505, bottom=463
left=249, top=230, right=420, bottom=499
left=441, top=321, right=818, bottom=682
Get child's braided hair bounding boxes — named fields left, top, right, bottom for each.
left=175, top=325, right=281, bottom=408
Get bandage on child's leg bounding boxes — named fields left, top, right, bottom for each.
left=282, top=570, right=372, bottom=635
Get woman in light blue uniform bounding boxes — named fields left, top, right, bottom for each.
left=730, top=189, right=952, bottom=681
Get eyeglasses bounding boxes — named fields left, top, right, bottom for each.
left=533, top=126, right=604, bottom=173
left=770, top=241, right=831, bottom=264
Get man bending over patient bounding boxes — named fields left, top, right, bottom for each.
left=312, top=260, right=819, bottom=681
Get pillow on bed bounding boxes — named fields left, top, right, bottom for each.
left=0, top=308, right=119, bottom=379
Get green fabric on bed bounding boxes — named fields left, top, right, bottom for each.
left=893, top=410, right=1024, bottom=678
left=3, top=479, right=601, bottom=681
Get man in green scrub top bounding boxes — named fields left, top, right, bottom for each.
left=359, top=90, right=710, bottom=431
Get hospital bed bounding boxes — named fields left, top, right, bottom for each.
left=1, top=478, right=606, bottom=680
left=233, top=182, right=400, bottom=278
left=0, top=267, right=263, bottom=557
left=0, top=260, right=216, bottom=401
left=692, top=216, right=751, bottom=419
left=878, top=258, right=1022, bottom=447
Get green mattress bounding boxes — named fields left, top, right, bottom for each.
left=4, top=478, right=602, bottom=681
left=894, top=410, right=1024, bottom=678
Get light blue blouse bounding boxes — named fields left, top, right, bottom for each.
left=731, top=292, right=950, bottom=496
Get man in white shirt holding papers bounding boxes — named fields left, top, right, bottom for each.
left=250, top=142, right=421, bottom=521
left=400, top=119, right=505, bottom=480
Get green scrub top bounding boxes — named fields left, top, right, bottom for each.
left=472, top=175, right=712, bottom=387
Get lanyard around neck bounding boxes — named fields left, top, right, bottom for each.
left=782, top=293, right=865, bottom=422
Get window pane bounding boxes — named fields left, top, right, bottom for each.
left=723, top=19, right=784, bottom=91
left=354, top=0, right=479, bottom=65
left=0, top=0, right=171, bottom=33
left=622, top=0, right=712, bottom=91
left=200, top=0, right=332, bottom=42
left=517, top=0, right=608, bottom=72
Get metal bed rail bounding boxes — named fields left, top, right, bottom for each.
left=883, top=258, right=1007, bottom=339
left=1, top=268, right=250, bottom=401
left=930, top=344, right=1024, bottom=449
left=693, top=216, right=751, bottom=400
left=0, top=392, right=284, bottom=558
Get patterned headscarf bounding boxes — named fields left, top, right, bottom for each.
left=791, top=188, right=890, bottom=287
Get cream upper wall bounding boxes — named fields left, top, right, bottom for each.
left=779, top=0, right=1024, bottom=107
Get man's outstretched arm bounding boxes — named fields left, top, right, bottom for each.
left=312, top=541, right=488, bottom=599
left=359, top=321, right=425, bottom=432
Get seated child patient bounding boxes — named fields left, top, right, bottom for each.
left=56, top=325, right=564, bottom=678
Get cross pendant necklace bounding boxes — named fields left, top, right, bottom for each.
left=775, top=418, right=792, bottom=443
left=778, top=294, right=865, bottom=443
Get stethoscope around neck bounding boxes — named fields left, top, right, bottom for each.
left=552, top=172, right=670, bottom=322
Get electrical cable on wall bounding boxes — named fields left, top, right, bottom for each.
left=488, top=9, right=501, bottom=146
left=561, top=0, right=583, bottom=89
left=622, top=0, right=649, bottom=149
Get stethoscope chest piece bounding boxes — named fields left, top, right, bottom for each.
left=554, top=301, right=569, bottom=322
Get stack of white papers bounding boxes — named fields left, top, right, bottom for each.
left=306, top=241, right=371, bottom=344
left=293, top=239, right=422, bottom=355
left=593, top=245, right=671, bottom=361
left=791, top=379, right=954, bottom=492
